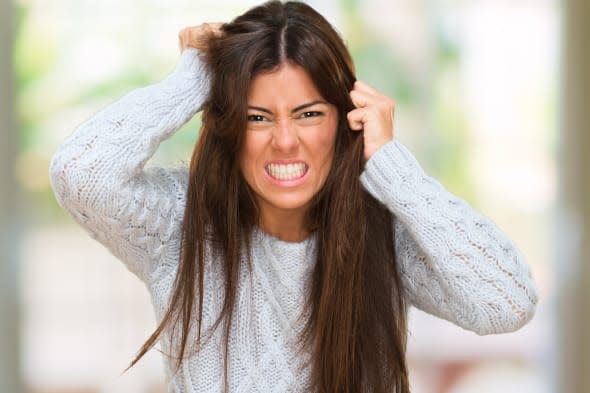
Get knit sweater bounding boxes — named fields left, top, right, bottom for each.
left=49, top=48, right=538, bottom=392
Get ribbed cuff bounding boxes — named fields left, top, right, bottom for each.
left=360, top=139, right=426, bottom=206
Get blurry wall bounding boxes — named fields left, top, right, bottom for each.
left=0, top=0, right=22, bottom=392
left=558, top=0, right=590, bottom=392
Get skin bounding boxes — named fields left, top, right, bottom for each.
left=241, top=63, right=339, bottom=241
left=179, top=24, right=396, bottom=242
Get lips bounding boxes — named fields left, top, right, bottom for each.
left=265, top=162, right=309, bottom=181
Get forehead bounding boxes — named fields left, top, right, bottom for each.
left=247, top=63, right=325, bottom=105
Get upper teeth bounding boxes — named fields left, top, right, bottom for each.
left=266, top=163, right=307, bottom=180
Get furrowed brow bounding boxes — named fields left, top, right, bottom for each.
left=247, top=100, right=328, bottom=115
left=292, top=100, right=328, bottom=113
left=247, top=105, right=273, bottom=114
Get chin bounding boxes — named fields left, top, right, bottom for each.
left=273, top=199, right=312, bottom=211
left=263, top=194, right=314, bottom=212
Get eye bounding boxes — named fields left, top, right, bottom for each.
left=299, top=111, right=323, bottom=119
left=247, top=114, right=267, bottom=122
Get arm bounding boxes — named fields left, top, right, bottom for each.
left=49, top=48, right=209, bottom=284
left=360, top=140, right=538, bottom=335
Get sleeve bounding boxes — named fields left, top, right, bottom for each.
left=359, top=139, right=539, bottom=335
left=48, top=49, right=210, bottom=284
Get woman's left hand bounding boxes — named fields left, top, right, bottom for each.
left=347, top=81, right=396, bottom=160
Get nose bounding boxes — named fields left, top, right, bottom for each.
left=271, top=119, right=299, bottom=152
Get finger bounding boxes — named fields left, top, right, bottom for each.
left=178, top=25, right=200, bottom=41
left=351, top=90, right=396, bottom=123
left=349, top=88, right=381, bottom=109
left=347, top=108, right=367, bottom=131
left=353, top=80, right=379, bottom=96
left=349, top=89, right=367, bottom=109
left=351, top=81, right=396, bottom=110
left=178, top=23, right=224, bottom=52
left=178, top=26, right=197, bottom=52
left=206, top=22, right=224, bottom=36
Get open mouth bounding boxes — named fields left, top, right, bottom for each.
left=265, top=162, right=309, bottom=181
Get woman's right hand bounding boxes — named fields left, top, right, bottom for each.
left=178, top=23, right=223, bottom=53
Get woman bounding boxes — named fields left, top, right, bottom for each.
left=49, top=1, right=538, bottom=392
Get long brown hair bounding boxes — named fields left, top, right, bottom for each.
left=130, top=1, right=409, bottom=392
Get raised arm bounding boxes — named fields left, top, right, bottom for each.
left=49, top=48, right=210, bottom=284
left=360, top=140, right=538, bottom=335
left=348, top=80, right=537, bottom=334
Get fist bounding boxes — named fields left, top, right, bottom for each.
left=178, top=22, right=223, bottom=53
left=347, top=81, right=396, bottom=160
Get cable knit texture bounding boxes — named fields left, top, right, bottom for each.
left=49, top=48, right=538, bottom=392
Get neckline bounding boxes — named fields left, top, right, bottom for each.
left=251, top=225, right=317, bottom=287
left=252, top=225, right=316, bottom=247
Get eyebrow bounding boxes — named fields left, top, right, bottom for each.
left=247, top=100, right=328, bottom=114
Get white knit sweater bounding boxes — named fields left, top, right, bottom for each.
left=49, top=48, right=538, bottom=392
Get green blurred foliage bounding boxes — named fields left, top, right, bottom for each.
left=429, top=19, right=475, bottom=202
left=340, top=0, right=475, bottom=202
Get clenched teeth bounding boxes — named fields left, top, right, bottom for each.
left=266, top=162, right=308, bottom=181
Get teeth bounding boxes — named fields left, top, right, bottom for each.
left=266, top=163, right=308, bottom=181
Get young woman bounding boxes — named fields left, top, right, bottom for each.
left=49, top=1, right=538, bottom=392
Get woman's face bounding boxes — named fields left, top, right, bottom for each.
left=240, top=63, right=338, bottom=231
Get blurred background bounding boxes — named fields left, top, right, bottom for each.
left=0, top=0, right=587, bottom=392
